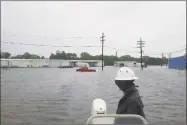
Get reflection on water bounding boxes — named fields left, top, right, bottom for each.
left=1, top=67, right=186, bottom=124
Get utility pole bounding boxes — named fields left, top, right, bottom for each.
left=137, top=37, right=145, bottom=70
left=114, top=51, right=118, bottom=67
left=169, top=53, right=171, bottom=59
left=168, top=53, right=171, bottom=68
left=101, top=33, right=105, bottom=71
left=116, top=51, right=118, bottom=58
left=161, top=53, right=164, bottom=67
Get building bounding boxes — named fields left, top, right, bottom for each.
left=113, top=61, right=144, bottom=67
left=168, top=55, right=186, bottom=70
left=0, top=59, right=103, bottom=68
left=69, top=60, right=103, bottom=67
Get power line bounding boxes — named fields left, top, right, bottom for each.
left=165, top=48, right=186, bottom=54
left=144, top=48, right=186, bottom=56
left=2, top=41, right=139, bottom=53
left=1, top=41, right=101, bottom=48
left=2, top=41, right=186, bottom=56
left=104, top=45, right=139, bottom=53
left=106, top=40, right=137, bottom=49
left=3, top=32, right=84, bottom=39
left=2, top=32, right=101, bottom=40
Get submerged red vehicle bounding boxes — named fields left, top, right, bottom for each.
left=76, top=67, right=96, bottom=72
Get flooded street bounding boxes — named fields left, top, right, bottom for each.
left=1, top=66, right=186, bottom=124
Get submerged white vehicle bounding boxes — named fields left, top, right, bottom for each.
left=86, top=99, right=148, bottom=124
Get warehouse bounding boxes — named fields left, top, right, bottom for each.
left=113, top=61, right=144, bottom=67
left=168, top=55, right=186, bottom=70
left=0, top=59, right=103, bottom=68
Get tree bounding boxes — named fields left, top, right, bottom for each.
left=66, top=53, right=72, bottom=59
left=49, top=51, right=67, bottom=59
left=1, top=52, right=11, bottom=58
left=103, top=55, right=117, bottom=66
left=49, top=53, right=55, bottom=59
left=10, top=52, right=42, bottom=59
left=11, top=55, right=23, bottom=59
left=60, top=51, right=66, bottom=59
left=72, top=53, right=77, bottom=59
left=80, top=52, right=92, bottom=60
left=41, top=56, right=45, bottom=59
left=23, top=52, right=30, bottom=59
left=2, top=50, right=169, bottom=66
left=119, top=55, right=134, bottom=61
left=29, top=54, right=40, bottom=59
left=55, top=50, right=61, bottom=59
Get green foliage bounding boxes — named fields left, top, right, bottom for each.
left=50, top=51, right=77, bottom=60
left=49, top=50, right=168, bottom=66
left=10, top=52, right=45, bottom=59
left=103, top=55, right=118, bottom=66
left=1, top=52, right=11, bottom=58
left=41, top=56, right=45, bottom=59
left=80, top=52, right=91, bottom=59
left=2, top=51, right=168, bottom=66
left=145, top=57, right=168, bottom=65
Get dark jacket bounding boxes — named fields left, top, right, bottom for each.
left=116, top=86, right=145, bottom=118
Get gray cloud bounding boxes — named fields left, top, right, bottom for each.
left=1, top=1, right=186, bottom=58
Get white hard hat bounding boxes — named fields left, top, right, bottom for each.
left=115, top=67, right=138, bottom=81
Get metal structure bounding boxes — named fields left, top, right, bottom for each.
left=101, top=33, right=105, bottom=71
left=113, top=61, right=144, bottom=67
left=137, top=38, right=145, bottom=70
left=0, top=59, right=103, bottom=68
left=168, top=55, right=186, bottom=70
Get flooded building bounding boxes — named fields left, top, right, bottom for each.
left=113, top=61, right=144, bottom=67
left=0, top=59, right=103, bottom=68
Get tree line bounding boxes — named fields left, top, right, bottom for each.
left=1, top=52, right=45, bottom=59
left=1, top=51, right=168, bottom=66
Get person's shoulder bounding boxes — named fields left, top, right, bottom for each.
left=133, top=89, right=141, bottom=96
left=126, top=98, right=140, bottom=108
left=128, top=90, right=140, bottom=98
left=127, top=97, right=137, bottom=103
left=118, top=95, right=126, bottom=103
left=126, top=92, right=141, bottom=103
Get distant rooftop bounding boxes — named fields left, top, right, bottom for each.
left=0, top=58, right=102, bottom=62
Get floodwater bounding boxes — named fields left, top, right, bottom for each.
left=1, top=66, right=186, bottom=124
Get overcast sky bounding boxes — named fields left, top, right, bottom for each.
left=1, top=1, right=186, bottom=58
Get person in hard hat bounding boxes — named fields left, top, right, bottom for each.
left=114, top=67, right=145, bottom=118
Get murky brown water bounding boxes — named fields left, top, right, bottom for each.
left=1, top=66, right=186, bottom=124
